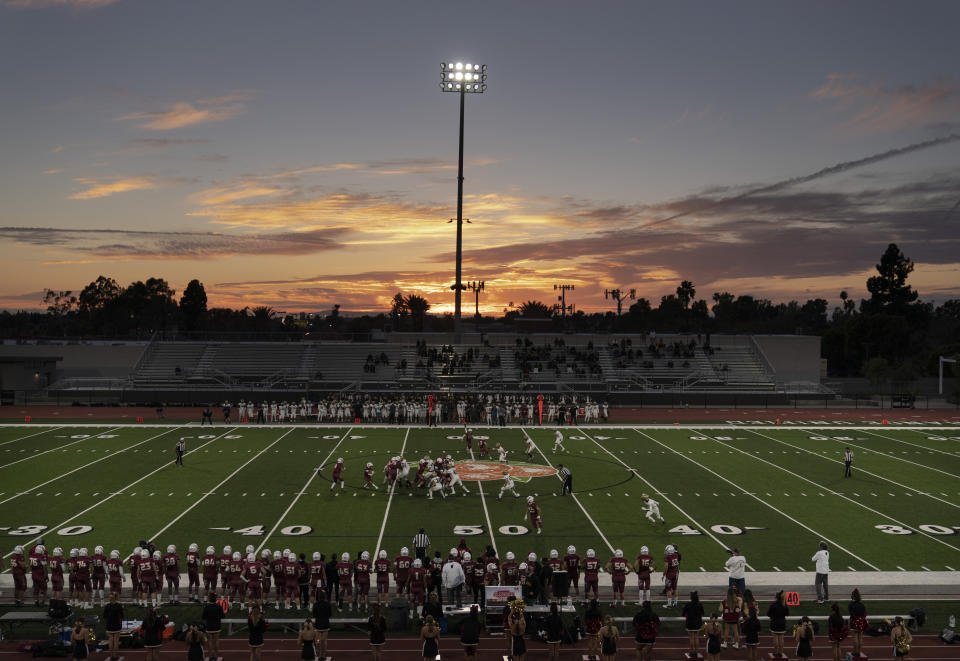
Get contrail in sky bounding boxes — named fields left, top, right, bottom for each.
left=644, top=133, right=960, bottom=229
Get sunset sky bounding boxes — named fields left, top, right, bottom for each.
left=2, top=0, right=959, bottom=316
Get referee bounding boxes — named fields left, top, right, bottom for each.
left=175, top=438, right=186, bottom=466
left=558, top=464, right=572, bottom=495
left=413, top=528, right=430, bottom=561
left=843, top=447, right=854, bottom=478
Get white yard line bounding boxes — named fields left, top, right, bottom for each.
left=256, top=428, right=352, bottom=554
left=0, top=426, right=65, bottom=448
left=637, top=429, right=877, bottom=571
left=467, top=439, right=498, bottom=555
left=0, top=426, right=185, bottom=507
left=746, top=429, right=960, bottom=511
left=149, top=428, right=296, bottom=543
left=578, top=427, right=751, bottom=567
left=859, top=429, right=960, bottom=466
left=696, top=429, right=960, bottom=554
left=0, top=426, right=124, bottom=470
left=373, top=428, right=411, bottom=556
left=521, top=427, right=614, bottom=554
left=1, top=428, right=236, bottom=564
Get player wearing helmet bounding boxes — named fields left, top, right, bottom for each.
left=138, top=548, right=157, bottom=607
left=91, top=545, right=107, bottom=606
left=329, top=458, right=346, bottom=494
left=106, top=550, right=124, bottom=600
left=219, top=546, right=233, bottom=599
left=426, top=474, right=446, bottom=500
left=394, top=547, right=413, bottom=598
left=563, top=545, right=581, bottom=601
left=49, top=547, right=66, bottom=602
left=202, top=546, right=218, bottom=596
left=444, top=464, right=470, bottom=495
left=642, top=493, right=665, bottom=524
left=374, top=551, right=391, bottom=606
left=307, top=552, right=325, bottom=607
left=583, top=549, right=601, bottom=602
left=546, top=550, right=564, bottom=601
left=498, top=470, right=520, bottom=500
left=407, top=558, right=426, bottom=617
left=552, top=428, right=567, bottom=453
left=496, top=443, right=509, bottom=464
left=634, top=545, right=655, bottom=605
left=126, top=547, right=142, bottom=602
left=477, top=433, right=489, bottom=458
left=164, top=544, right=181, bottom=604
left=10, top=545, right=28, bottom=607
left=28, top=543, right=49, bottom=607
left=463, top=426, right=473, bottom=451
left=270, top=550, right=285, bottom=607
left=606, top=549, right=629, bottom=608
left=355, top=551, right=372, bottom=610
left=460, top=550, right=476, bottom=603
left=282, top=551, right=300, bottom=610
left=244, top=552, right=264, bottom=610
left=524, top=434, right=537, bottom=460
left=75, top=547, right=92, bottom=609
left=361, top=461, right=378, bottom=490
left=185, top=543, right=200, bottom=601
left=663, top=544, right=680, bottom=608
left=336, top=552, right=353, bottom=611
left=525, top=495, right=543, bottom=535
left=501, top=552, right=520, bottom=586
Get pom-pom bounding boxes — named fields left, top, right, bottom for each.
left=510, top=598, right=526, bottom=614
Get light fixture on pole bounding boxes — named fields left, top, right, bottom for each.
left=553, top=283, right=576, bottom=317
left=604, top=288, right=636, bottom=315
left=466, top=280, right=485, bottom=318
left=440, top=60, right=487, bottom=334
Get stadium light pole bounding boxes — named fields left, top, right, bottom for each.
left=604, top=288, right=636, bottom=316
left=440, top=60, right=487, bottom=334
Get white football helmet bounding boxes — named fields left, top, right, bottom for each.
left=341, top=552, right=350, bottom=562
left=519, top=562, right=528, bottom=571
left=467, top=428, right=472, bottom=433
left=167, top=545, right=176, bottom=554
left=449, top=548, right=459, bottom=557
left=615, top=549, right=623, bottom=558
left=283, top=548, right=291, bottom=556
left=189, top=543, right=198, bottom=553
left=274, top=550, right=282, bottom=560
left=567, top=545, right=576, bottom=555
left=640, top=545, right=649, bottom=555
left=35, top=544, right=45, bottom=554
left=586, top=549, right=596, bottom=558
left=110, top=550, right=120, bottom=559
left=337, top=458, right=343, bottom=464
left=665, top=545, right=675, bottom=554
left=527, top=552, right=537, bottom=562
left=379, top=550, right=387, bottom=559
left=134, top=546, right=142, bottom=555
left=206, top=546, right=215, bottom=555
left=245, top=545, right=255, bottom=554
left=14, top=545, right=24, bottom=554
left=94, top=545, right=104, bottom=555
left=313, top=552, right=321, bottom=561
left=71, top=548, right=80, bottom=557
left=53, top=547, right=63, bottom=556
left=506, top=551, right=515, bottom=560
left=446, top=454, right=452, bottom=461
left=247, top=553, right=255, bottom=563
left=287, top=552, right=297, bottom=561
left=366, top=462, right=373, bottom=468
left=79, top=547, right=88, bottom=556
left=462, top=551, right=471, bottom=562
left=153, top=550, right=161, bottom=560
left=361, top=551, right=370, bottom=561
left=232, top=551, right=241, bottom=561
left=550, top=549, right=558, bottom=559
left=224, top=546, right=232, bottom=555
left=261, top=549, right=272, bottom=559
left=401, top=547, right=409, bottom=556
left=526, top=496, right=534, bottom=504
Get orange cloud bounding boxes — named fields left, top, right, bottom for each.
left=69, top=176, right=156, bottom=199
left=116, top=91, right=253, bottom=130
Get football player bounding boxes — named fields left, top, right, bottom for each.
left=10, top=545, right=27, bottom=607
left=219, top=546, right=233, bottom=598
left=606, top=549, right=629, bottom=608
left=642, top=493, right=665, bottom=524
left=309, top=552, right=325, bottom=607
left=202, top=546, right=219, bottom=596
left=426, top=475, right=445, bottom=500
left=362, top=462, right=379, bottom=490
left=137, top=548, right=156, bottom=607
left=329, top=458, right=346, bottom=494
left=283, top=551, right=300, bottom=610
left=186, top=543, right=200, bottom=601
left=394, top=547, right=412, bottom=598
left=407, top=558, right=426, bottom=617
left=524, top=435, right=536, bottom=460
left=126, top=547, right=142, bottom=601
left=463, top=427, right=473, bottom=451
left=525, top=495, right=543, bottom=534
left=564, top=545, right=581, bottom=601
left=663, top=544, right=680, bottom=608
left=29, top=543, right=48, bottom=607
left=76, top=547, right=92, bottom=609
left=356, top=551, right=372, bottom=610
left=498, top=470, right=520, bottom=500
left=583, top=549, right=601, bottom=602
left=445, top=465, right=470, bottom=495
left=107, top=550, right=124, bottom=600
left=91, top=545, right=107, bottom=606
left=547, top=549, right=564, bottom=601
left=374, top=551, right=391, bottom=606
left=477, top=435, right=488, bottom=458
left=336, top=552, right=354, bottom=611
left=50, top=547, right=66, bottom=601
left=164, top=544, right=181, bottom=604
left=634, top=545, right=655, bottom=605
left=552, top=429, right=566, bottom=452
left=244, top=552, right=264, bottom=610
left=496, top=443, right=509, bottom=464
left=500, top=551, right=520, bottom=586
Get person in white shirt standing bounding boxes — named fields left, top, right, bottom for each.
left=724, top=548, right=746, bottom=596
left=812, top=541, right=830, bottom=603
left=441, top=551, right=465, bottom=608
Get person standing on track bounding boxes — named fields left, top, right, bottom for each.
left=812, top=541, right=830, bottom=604
left=843, top=447, right=854, bottom=477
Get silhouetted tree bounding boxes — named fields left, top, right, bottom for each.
left=405, top=295, right=430, bottom=331
left=518, top=300, right=553, bottom=318
left=179, top=279, right=208, bottom=331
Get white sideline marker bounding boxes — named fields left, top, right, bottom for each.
left=373, top=428, right=410, bottom=557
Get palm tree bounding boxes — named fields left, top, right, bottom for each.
left=518, top=300, right=553, bottom=318
left=676, top=280, right=696, bottom=310
left=405, top=295, right=431, bottom=331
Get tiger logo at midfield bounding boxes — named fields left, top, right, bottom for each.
left=456, top=461, right=557, bottom=483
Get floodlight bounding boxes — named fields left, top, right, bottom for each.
left=441, top=61, right=487, bottom=93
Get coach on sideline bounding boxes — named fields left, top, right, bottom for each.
left=558, top=464, right=573, bottom=495
left=724, top=548, right=746, bottom=595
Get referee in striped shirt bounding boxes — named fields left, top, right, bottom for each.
left=175, top=438, right=186, bottom=466
left=413, top=528, right=430, bottom=561
left=558, top=464, right=572, bottom=495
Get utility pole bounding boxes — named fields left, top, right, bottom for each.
left=466, top=280, right=485, bottom=318
left=604, top=287, right=636, bottom=315
left=553, top=284, right=575, bottom=317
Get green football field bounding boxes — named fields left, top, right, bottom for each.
left=1, top=423, right=959, bottom=573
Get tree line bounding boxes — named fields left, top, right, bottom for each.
left=1, top=243, right=957, bottom=380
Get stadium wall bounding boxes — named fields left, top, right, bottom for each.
left=751, top=334, right=820, bottom=384
left=0, top=342, right=144, bottom=379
